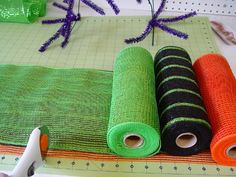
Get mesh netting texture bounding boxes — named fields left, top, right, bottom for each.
left=194, top=54, right=236, bottom=165
left=154, top=46, right=212, bottom=156
left=0, top=47, right=161, bottom=158
left=0, top=0, right=46, bottom=23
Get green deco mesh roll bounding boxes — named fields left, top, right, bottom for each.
left=0, top=0, right=46, bottom=23
left=0, top=47, right=161, bottom=158
left=108, top=47, right=160, bottom=157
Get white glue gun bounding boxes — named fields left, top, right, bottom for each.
left=0, top=126, right=49, bottom=177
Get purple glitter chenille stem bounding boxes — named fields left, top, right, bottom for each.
left=153, top=0, right=166, bottom=19
left=61, top=23, right=68, bottom=37
left=154, top=21, right=188, bottom=39
left=125, top=24, right=153, bottom=44
left=40, top=0, right=120, bottom=52
left=53, top=2, right=68, bottom=11
left=64, top=0, right=74, bottom=10
left=81, top=0, right=105, bottom=15
left=39, top=30, right=61, bottom=52
left=106, top=0, right=120, bottom=14
left=42, top=18, right=66, bottom=24
left=61, top=23, right=72, bottom=48
left=39, top=0, right=80, bottom=52
left=125, top=0, right=196, bottom=44
left=157, top=11, right=197, bottom=23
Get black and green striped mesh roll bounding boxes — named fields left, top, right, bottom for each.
left=154, top=46, right=212, bottom=156
left=0, top=47, right=161, bottom=158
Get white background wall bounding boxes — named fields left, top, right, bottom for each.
left=91, top=0, right=236, bottom=16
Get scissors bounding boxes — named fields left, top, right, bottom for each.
left=0, top=126, right=49, bottom=177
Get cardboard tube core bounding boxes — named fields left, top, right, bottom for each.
left=176, top=132, right=197, bottom=148
left=226, top=145, right=236, bottom=158
left=124, top=134, right=144, bottom=148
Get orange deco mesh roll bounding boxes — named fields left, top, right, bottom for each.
left=193, top=54, right=236, bottom=166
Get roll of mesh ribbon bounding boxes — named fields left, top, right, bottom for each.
left=154, top=46, right=212, bottom=156
left=0, top=47, right=161, bottom=158
left=193, top=54, right=236, bottom=165
left=0, top=0, right=46, bottom=23
left=107, top=47, right=161, bottom=157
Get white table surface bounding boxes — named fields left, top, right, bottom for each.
left=1, top=2, right=236, bottom=177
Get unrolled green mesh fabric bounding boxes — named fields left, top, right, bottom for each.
left=0, top=47, right=161, bottom=158
left=0, top=0, right=46, bottom=23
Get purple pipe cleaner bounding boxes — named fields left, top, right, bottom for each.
left=39, top=0, right=120, bottom=52
left=80, top=0, right=119, bottom=15
left=81, top=0, right=105, bottom=15
left=125, top=0, right=197, bottom=44
left=106, top=0, right=120, bottom=15
left=52, top=2, right=69, bottom=11
left=39, top=0, right=80, bottom=52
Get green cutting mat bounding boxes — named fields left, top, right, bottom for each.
left=0, top=16, right=219, bottom=70
left=0, top=16, right=224, bottom=177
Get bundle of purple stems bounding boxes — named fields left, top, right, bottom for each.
left=39, top=0, right=196, bottom=52
left=125, top=0, right=197, bottom=44
left=39, top=0, right=120, bottom=52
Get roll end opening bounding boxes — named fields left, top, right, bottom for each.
left=124, top=134, right=144, bottom=148
left=176, top=132, right=197, bottom=149
left=226, top=145, right=236, bottom=158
